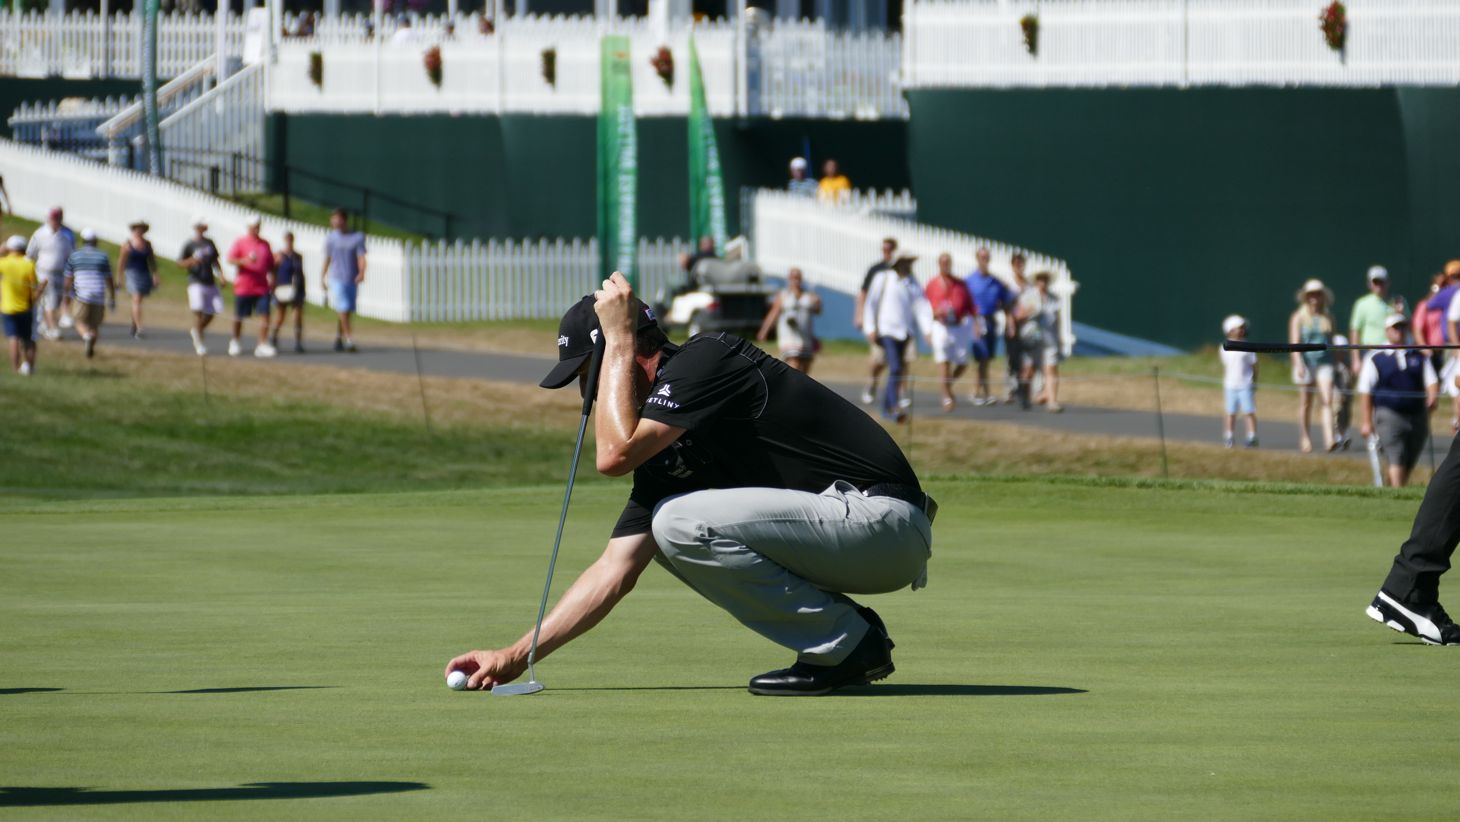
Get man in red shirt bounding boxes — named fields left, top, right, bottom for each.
left=924, top=252, right=977, bottom=411
left=226, top=215, right=277, bottom=358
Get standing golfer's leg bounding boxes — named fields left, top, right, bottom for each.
left=1368, top=440, right=1460, bottom=644
left=652, top=484, right=931, bottom=667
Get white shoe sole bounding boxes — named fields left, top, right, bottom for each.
left=1367, top=591, right=1451, bottom=645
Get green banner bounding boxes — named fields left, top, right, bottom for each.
left=686, top=35, right=727, bottom=254
left=140, top=0, right=161, bottom=174
left=597, top=35, right=637, bottom=287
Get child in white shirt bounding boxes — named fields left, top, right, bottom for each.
left=1221, top=314, right=1259, bottom=448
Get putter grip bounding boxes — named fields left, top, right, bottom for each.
left=581, top=345, right=605, bottom=415
left=1222, top=341, right=1323, bottom=354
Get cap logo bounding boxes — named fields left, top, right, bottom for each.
left=558, top=335, right=569, bottom=347
left=644, top=307, right=657, bottom=322
left=590, top=329, right=600, bottom=345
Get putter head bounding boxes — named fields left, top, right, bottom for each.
left=490, top=680, right=545, bottom=697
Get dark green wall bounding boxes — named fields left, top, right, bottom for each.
left=1, top=77, right=140, bottom=138
left=906, top=87, right=1460, bottom=349
left=266, top=113, right=908, bottom=240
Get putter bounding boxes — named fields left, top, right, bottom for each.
left=492, top=344, right=604, bottom=697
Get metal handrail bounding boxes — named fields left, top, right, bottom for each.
left=96, top=57, right=215, bottom=140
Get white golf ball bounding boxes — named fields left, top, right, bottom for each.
left=446, top=670, right=468, bottom=691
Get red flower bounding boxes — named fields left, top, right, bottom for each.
left=1319, top=1, right=1347, bottom=52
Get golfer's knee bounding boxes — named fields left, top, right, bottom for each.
left=651, top=496, right=710, bottom=560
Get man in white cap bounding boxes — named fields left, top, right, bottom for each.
left=1349, top=265, right=1392, bottom=373
left=787, top=157, right=818, bottom=198
left=1220, top=314, right=1258, bottom=448
left=179, top=216, right=223, bottom=356
left=26, top=206, right=75, bottom=340
left=62, top=229, right=114, bottom=359
left=226, top=215, right=277, bottom=358
left=1358, top=314, right=1437, bottom=488
left=1, top=234, right=39, bottom=374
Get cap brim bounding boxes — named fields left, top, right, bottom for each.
left=539, top=351, right=590, bottom=389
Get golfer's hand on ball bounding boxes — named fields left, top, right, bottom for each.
left=593, top=272, right=638, bottom=341
left=444, top=649, right=525, bottom=691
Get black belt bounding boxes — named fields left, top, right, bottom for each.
left=863, top=483, right=938, bottom=524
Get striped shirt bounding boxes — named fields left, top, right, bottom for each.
left=64, top=246, right=112, bottom=304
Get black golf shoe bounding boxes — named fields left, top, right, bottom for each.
left=748, top=611, right=895, bottom=696
left=1367, top=590, right=1460, bottom=646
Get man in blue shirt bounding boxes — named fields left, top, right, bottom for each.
left=321, top=208, right=367, bottom=353
left=964, top=247, right=1013, bottom=405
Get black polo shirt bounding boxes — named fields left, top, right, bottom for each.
left=612, top=334, right=920, bottom=537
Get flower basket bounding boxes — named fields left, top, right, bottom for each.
left=423, top=45, right=442, bottom=88
left=307, top=50, right=323, bottom=88
left=541, top=47, right=557, bottom=87
left=650, top=45, right=674, bottom=88
left=1319, top=1, right=1346, bottom=53
left=1019, top=14, right=1039, bottom=57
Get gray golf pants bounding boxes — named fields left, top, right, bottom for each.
left=650, top=481, right=933, bottom=666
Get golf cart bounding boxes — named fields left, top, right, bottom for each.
left=655, top=242, right=777, bottom=339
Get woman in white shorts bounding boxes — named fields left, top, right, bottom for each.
left=1289, top=278, right=1338, bottom=453
left=756, top=267, right=822, bottom=374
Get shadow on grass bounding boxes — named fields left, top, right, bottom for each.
left=0, top=688, right=63, bottom=695
left=550, top=685, right=744, bottom=693
left=831, top=684, right=1088, bottom=697
left=0, top=782, right=428, bottom=807
left=160, top=686, right=339, bottom=694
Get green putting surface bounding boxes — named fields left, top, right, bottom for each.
left=2, top=479, right=1454, bottom=819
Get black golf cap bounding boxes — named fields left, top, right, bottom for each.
left=539, top=294, right=659, bottom=389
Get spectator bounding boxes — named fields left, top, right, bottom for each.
left=26, top=206, right=75, bottom=341
left=1, top=235, right=39, bottom=375
left=854, top=237, right=897, bottom=404
left=924, top=252, right=976, bottom=412
left=390, top=15, right=416, bottom=44
left=756, top=267, right=821, bottom=374
left=686, top=234, right=718, bottom=277
left=1349, top=265, right=1391, bottom=374
left=63, top=229, right=114, bottom=360
left=816, top=158, right=851, bottom=204
left=787, top=157, right=818, bottom=198
left=862, top=254, right=932, bottom=423
left=964, top=246, right=1013, bottom=406
left=226, top=215, right=277, bottom=358
left=1439, top=260, right=1460, bottom=432
left=179, top=216, right=223, bottom=356
left=1290, top=278, right=1338, bottom=453
left=1359, top=315, right=1438, bottom=488
left=1018, top=271, right=1064, bottom=413
left=117, top=219, right=158, bottom=338
left=1412, top=271, right=1445, bottom=352
left=322, top=208, right=366, bottom=353
left=1220, top=314, right=1259, bottom=448
left=1003, top=252, right=1031, bottom=404
left=272, top=231, right=307, bottom=353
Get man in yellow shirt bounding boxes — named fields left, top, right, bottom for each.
left=816, top=158, right=852, bottom=203
left=1, top=234, right=39, bottom=375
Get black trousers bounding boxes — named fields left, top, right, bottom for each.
left=1383, top=439, right=1460, bottom=605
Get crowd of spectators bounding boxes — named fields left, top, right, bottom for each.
left=0, top=201, right=369, bottom=375
left=853, top=236, right=1063, bottom=421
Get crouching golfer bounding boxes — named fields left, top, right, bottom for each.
left=447, top=273, right=935, bottom=695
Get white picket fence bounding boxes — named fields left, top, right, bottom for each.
left=405, top=237, right=691, bottom=322
left=159, top=63, right=266, bottom=195
left=750, top=189, right=1078, bottom=354
left=0, top=9, right=245, bottom=79
left=904, top=0, right=1460, bottom=88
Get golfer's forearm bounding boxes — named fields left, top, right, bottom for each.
left=595, top=339, right=641, bottom=474
left=511, top=552, right=640, bottom=663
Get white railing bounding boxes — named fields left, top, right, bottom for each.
left=0, top=9, right=245, bottom=79
left=270, top=15, right=905, bottom=118
left=0, top=137, right=409, bottom=322
left=97, top=57, right=217, bottom=163
left=405, top=237, right=690, bottom=322
left=904, top=0, right=1460, bottom=88
left=750, top=189, right=1078, bottom=353
left=159, top=63, right=266, bottom=195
